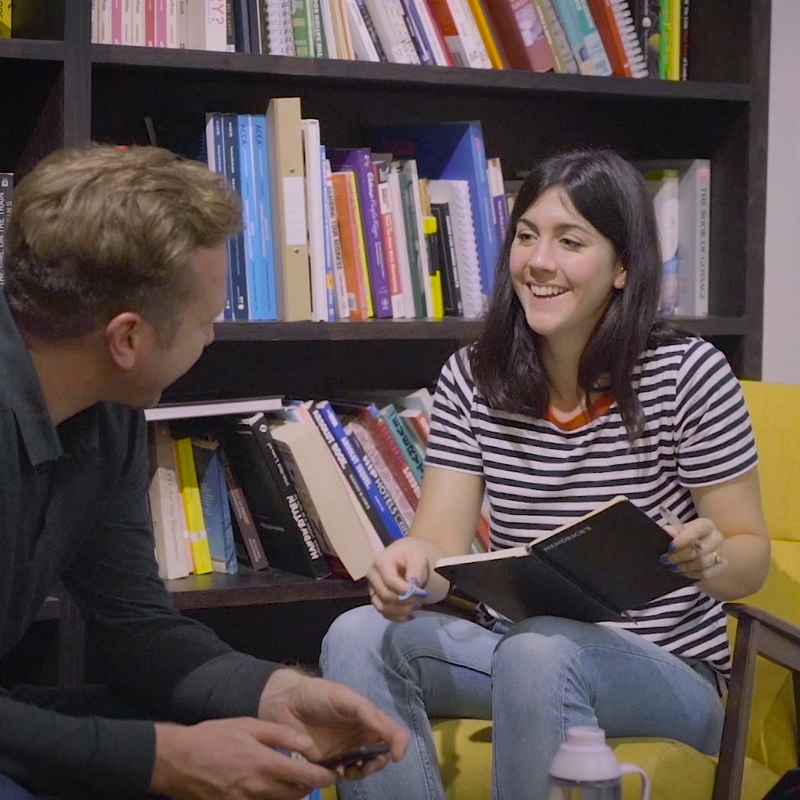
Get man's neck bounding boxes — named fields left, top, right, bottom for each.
left=26, top=335, right=105, bottom=426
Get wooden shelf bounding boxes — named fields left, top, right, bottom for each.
left=90, top=45, right=751, bottom=102
left=0, top=38, right=65, bottom=61
left=166, top=568, right=368, bottom=611
left=211, top=316, right=746, bottom=343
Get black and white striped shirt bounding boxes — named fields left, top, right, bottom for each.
left=425, top=337, right=758, bottom=686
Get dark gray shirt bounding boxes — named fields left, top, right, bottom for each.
left=0, top=292, right=278, bottom=798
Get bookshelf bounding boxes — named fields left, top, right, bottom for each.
left=0, top=0, right=772, bottom=682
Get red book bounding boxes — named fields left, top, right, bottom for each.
left=586, top=0, right=633, bottom=77
left=483, top=0, right=557, bottom=72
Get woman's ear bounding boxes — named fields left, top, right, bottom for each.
left=614, top=266, right=627, bottom=290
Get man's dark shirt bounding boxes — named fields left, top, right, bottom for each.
left=0, top=292, right=278, bottom=798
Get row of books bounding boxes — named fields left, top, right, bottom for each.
left=146, top=389, right=489, bottom=583
left=89, top=0, right=690, bottom=81
left=639, top=158, right=710, bottom=317
left=0, top=172, right=13, bottom=289
left=192, top=98, right=501, bottom=322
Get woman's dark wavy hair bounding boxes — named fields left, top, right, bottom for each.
left=470, top=148, right=683, bottom=441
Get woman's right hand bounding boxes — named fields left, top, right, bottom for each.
left=366, top=538, right=432, bottom=622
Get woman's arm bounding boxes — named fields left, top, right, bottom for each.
left=366, top=466, right=485, bottom=618
left=667, top=466, right=771, bottom=600
left=408, top=465, right=486, bottom=602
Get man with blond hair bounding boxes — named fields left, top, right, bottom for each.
left=0, top=145, right=407, bottom=800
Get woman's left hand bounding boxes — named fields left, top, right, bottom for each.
left=660, top=517, right=728, bottom=581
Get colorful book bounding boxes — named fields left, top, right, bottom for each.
left=370, top=121, right=498, bottom=297
left=173, top=436, right=214, bottom=575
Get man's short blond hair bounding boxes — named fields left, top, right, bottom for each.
left=4, top=144, right=242, bottom=342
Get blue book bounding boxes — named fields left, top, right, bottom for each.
left=237, top=115, right=269, bottom=320
left=550, top=0, right=593, bottom=71
left=250, top=114, right=278, bottom=320
left=319, top=144, right=337, bottom=321
left=192, top=438, right=239, bottom=575
left=221, top=112, right=250, bottom=320
left=205, top=113, right=234, bottom=320
left=313, top=401, right=405, bottom=542
left=370, top=121, right=498, bottom=296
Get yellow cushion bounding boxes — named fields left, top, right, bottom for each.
left=740, top=380, right=800, bottom=542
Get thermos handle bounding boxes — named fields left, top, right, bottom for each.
left=619, top=763, right=650, bottom=800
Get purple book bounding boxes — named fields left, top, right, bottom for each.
left=329, top=148, right=393, bottom=318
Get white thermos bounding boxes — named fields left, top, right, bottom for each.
left=547, top=726, right=650, bottom=800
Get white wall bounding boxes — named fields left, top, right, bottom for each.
left=762, top=0, right=800, bottom=382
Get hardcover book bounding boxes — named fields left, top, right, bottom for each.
left=434, top=496, right=694, bottom=623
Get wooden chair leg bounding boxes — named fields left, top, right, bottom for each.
left=713, top=615, right=760, bottom=800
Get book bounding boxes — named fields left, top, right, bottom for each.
left=224, top=413, right=331, bottom=578
left=266, top=96, right=312, bottom=321
left=370, top=121, right=497, bottom=298
left=144, top=395, right=283, bottom=421
left=434, top=496, right=694, bottom=623
left=482, top=0, right=557, bottom=73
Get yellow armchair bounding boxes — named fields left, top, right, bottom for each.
left=324, top=379, right=800, bottom=800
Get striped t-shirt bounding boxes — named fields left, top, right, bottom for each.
left=425, top=337, right=758, bottom=687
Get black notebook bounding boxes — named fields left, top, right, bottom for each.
left=434, top=497, right=694, bottom=623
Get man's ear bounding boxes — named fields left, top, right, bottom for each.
left=105, top=312, right=149, bottom=371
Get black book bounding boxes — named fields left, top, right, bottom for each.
left=224, top=413, right=330, bottom=579
left=431, top=202, right=463, bottom=317
left=434, top=497, right=694, bottom=623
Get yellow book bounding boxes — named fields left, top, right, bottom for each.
left=347, top=170, right=375, bottom=318
left=173, top=437, right=213, bottom=575
left=466, top=0, right=506, bottom=70
left=668, top=0, right=681, bottom=80
left=423, top=215, right=445, bottom=319
left=0, top=0, right=11, bottom=38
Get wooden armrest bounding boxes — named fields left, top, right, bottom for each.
left=713, top=603, right=800, bottom=800
left=724, top=602, right=800, bottom=645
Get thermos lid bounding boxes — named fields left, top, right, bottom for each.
left=548, top=726, right=621, bottom=782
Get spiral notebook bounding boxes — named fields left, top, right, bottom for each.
left=427, top=179, right=485, bottom=319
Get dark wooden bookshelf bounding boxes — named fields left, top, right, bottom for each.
left=167, top=569, right=368, bottom=612
left=90, top=43, right=752, bottom=102
left=2, top=0, right=772, bottom=682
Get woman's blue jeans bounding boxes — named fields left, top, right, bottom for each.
left=320, top=606, right=725, bottom=800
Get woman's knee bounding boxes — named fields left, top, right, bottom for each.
left=321, top=605, right=391, bottom=675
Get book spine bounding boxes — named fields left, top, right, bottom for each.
left=250, top=114, right=279, bottom=320
left=324, top=162, right=352, bottom=319
left=237, top=115, right=268, bottom=320
left=319, top=148, right=338, bottom=321
left=571, top=0, right=613, bottom=75
left=397, top=0, right=435, bottom=65
left=381, top=404, right=425, bottom=485
left=347, top=420, right=413, bottom=530
left=250, top=417, right=330, bottom=577
left=355, top=403, right=421, bottom=506
left=218, top=444, right=270, bottom=570
left=374, top=161, right=405, bottom=319
left=309, top=403, right=394, bottom=545
left=354, top=0, right=389, bottom=61
left=0, top=174, right=11, bottom=289
left=221, top=113, right=250, bottom=319
left=173, top=437, right=214, bottom=574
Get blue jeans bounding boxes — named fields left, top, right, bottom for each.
left=0, top=775, right=36, bottom=800
left=320, top=606, right=725, bottom=800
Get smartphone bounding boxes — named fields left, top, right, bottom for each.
left=316, top=741, right=391, bottom=770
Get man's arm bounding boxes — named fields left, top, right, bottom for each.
left=0, top=691, right=155, bottom=798
left=62, top=409, right=280, bottom=718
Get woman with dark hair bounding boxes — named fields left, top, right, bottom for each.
left=321, top=149, right=770, bottom=800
